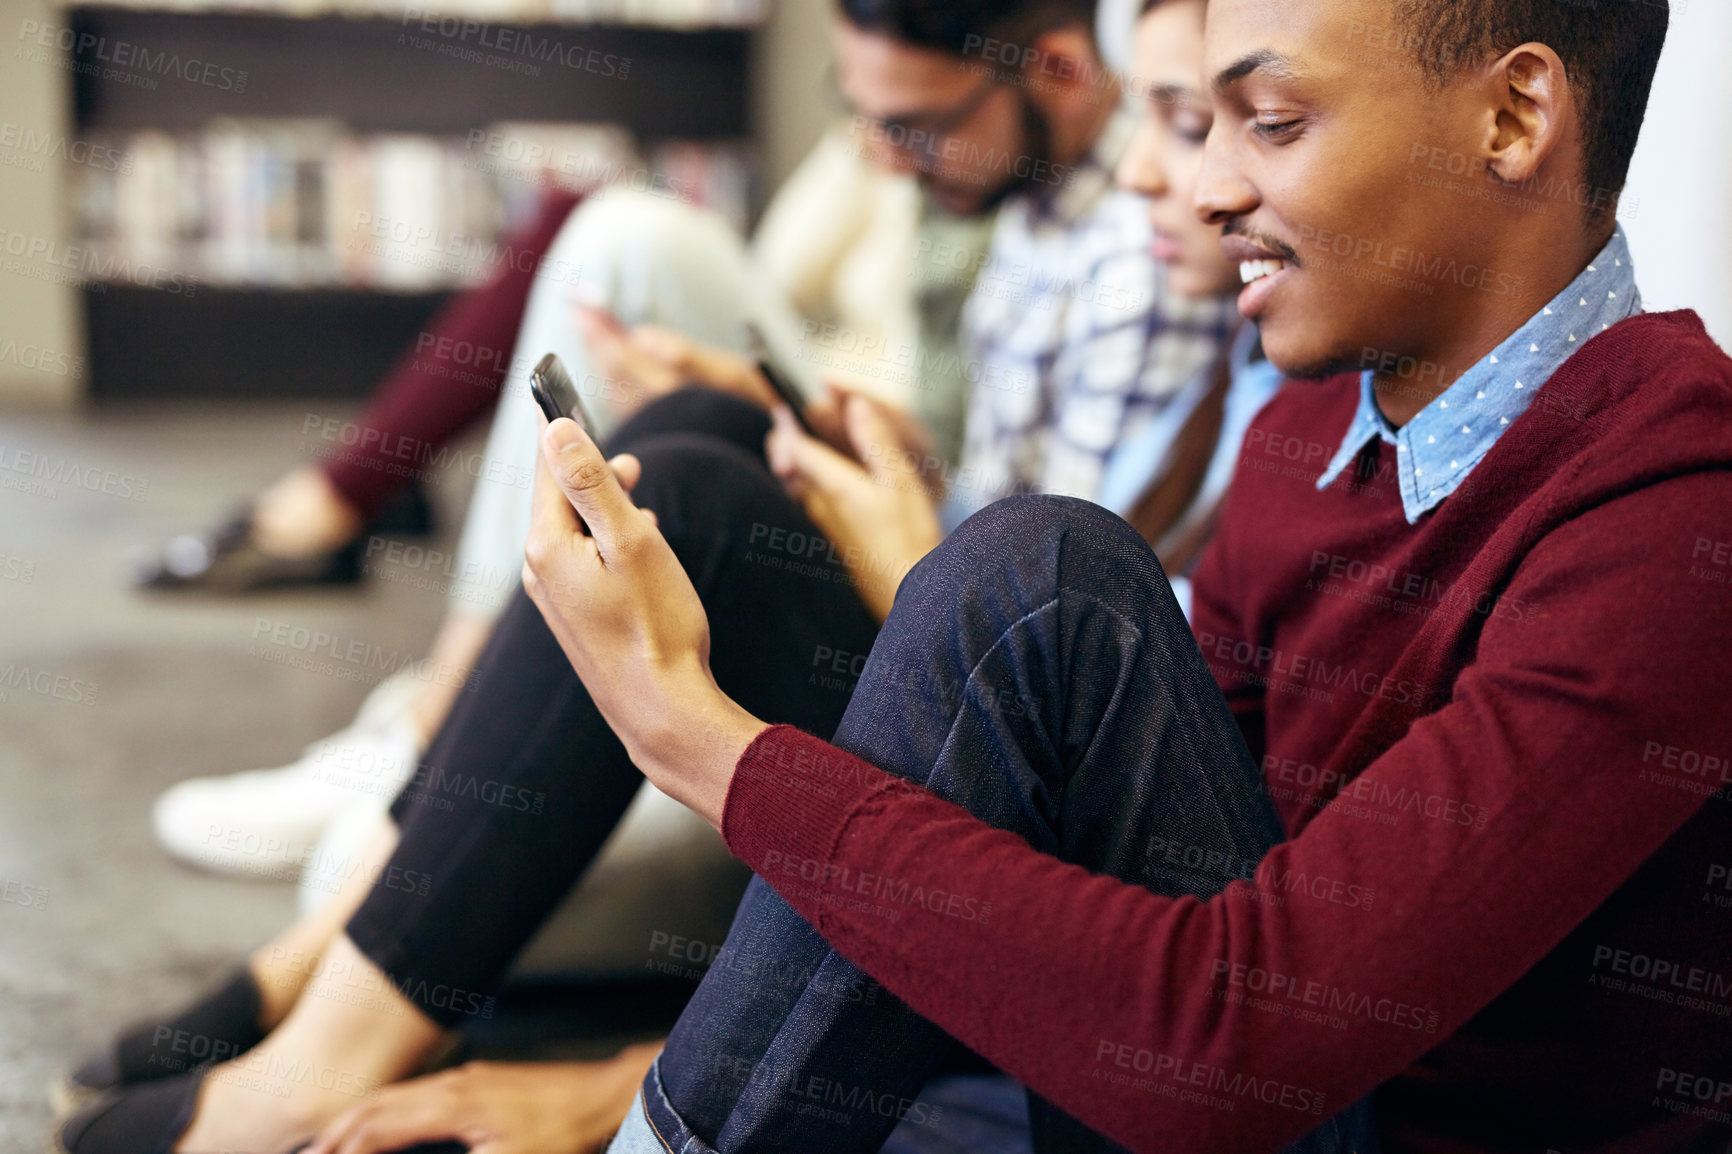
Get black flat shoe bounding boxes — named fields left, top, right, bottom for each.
left=53, top=969, right=266, bottom=1117
left=132, top=483, right=435, bottom=594
left=131, top=511, right=364, bottom=593
left=53, top=1073, right=203, bottom=1154
left=56, top=1075, right=472, bottom=1154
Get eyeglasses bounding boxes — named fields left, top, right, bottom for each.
left=830, top=70, right=1004, bottom=157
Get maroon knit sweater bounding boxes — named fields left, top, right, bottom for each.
left=720, top=311, right=1732, bottom=1153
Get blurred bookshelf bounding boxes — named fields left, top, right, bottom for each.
left=62, top=2, right=764, bottom=398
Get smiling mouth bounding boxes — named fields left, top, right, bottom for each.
left=1240, top=259, right=1290, bottom=285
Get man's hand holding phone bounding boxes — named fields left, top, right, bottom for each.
left=766, top=392, right=944, bottom=623
left=522, top=410, right=767, bottom=831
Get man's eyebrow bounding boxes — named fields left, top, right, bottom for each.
left=1212, top=50, right=1302, bottom=92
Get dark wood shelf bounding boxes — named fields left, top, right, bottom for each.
left=84, top=284, right=453, bottom=399
left=68, top=5, right=761, bottom=398
left=68, top=6, right=752, bottom=139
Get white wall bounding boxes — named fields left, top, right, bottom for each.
left=1620, top=0, right=1732, bottom=351
left=0, top=0, right=86, bottom=407
left=754, top=0, right=837, bottom=196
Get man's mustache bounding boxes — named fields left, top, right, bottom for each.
left=1222, top=219, right=1301, bottom=266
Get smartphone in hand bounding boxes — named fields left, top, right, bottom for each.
left=530, top=353, right=598, bottom=437
left=530, top=353, right=605, bottom=535
left=746, top=324, right=816, bottom=437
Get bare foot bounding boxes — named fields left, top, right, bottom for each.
left=177, top=936, right=443, bottom=1153
left=251, top=467, right=365, bottom=559
left=246, top=823, right=402, bottom=1030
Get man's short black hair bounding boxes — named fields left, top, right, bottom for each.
left=1392, top=0, right=1669, bottom=211
left=838, top=0, right=1098, bottom=58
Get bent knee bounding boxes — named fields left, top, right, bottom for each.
left=950, top=495, right=1144, bottom=560
left=903, top=495, right=1160, bottom=611
left=562, top=187, right=741, bottom=279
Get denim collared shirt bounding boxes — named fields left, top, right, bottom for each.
left=1316, top=228, right=1642, bottom=522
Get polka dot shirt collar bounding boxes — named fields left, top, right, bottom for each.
left=1316, top=227, right=1642, bottom=522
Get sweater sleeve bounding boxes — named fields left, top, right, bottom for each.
left=720, top=475, right=1731, bottom=1153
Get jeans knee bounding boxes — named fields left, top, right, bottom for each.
left=954, top=495, right=1138, bottom=555
left=895, top=497, right=1159, bottom=628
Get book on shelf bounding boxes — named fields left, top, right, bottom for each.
left=67, top=118, right=755, bottom=291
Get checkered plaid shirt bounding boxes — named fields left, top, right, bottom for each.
left=945, top=105, right=1239, bottom=529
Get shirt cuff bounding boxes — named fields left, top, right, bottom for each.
left=720, top=724, right=899, bottom=880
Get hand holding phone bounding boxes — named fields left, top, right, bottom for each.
left=530, top=353, right=598, bottom=437
left=746, top=324, right=816, bottom=437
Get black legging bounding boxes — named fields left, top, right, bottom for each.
left=345, top=389, right=882, bottom=1025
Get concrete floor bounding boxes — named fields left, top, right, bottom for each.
left=0, top=401, right=467, bottom=1147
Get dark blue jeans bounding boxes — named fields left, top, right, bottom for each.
left=612, top=496, right=1379, bottom=1154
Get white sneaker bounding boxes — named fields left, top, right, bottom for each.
left=153, top=673, right=424, bottom=880
left=296, top=793, right=399, bottom=916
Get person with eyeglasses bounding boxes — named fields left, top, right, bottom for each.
left=52, top=2, right=1252, bottom=1153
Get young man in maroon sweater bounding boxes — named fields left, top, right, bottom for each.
left=519, top=0, right=1732, bottom=1150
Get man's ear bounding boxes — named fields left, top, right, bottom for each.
left=1020, top=27, right=1112, bottom=110
left=1481, top=42, right=1577, bottom=187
